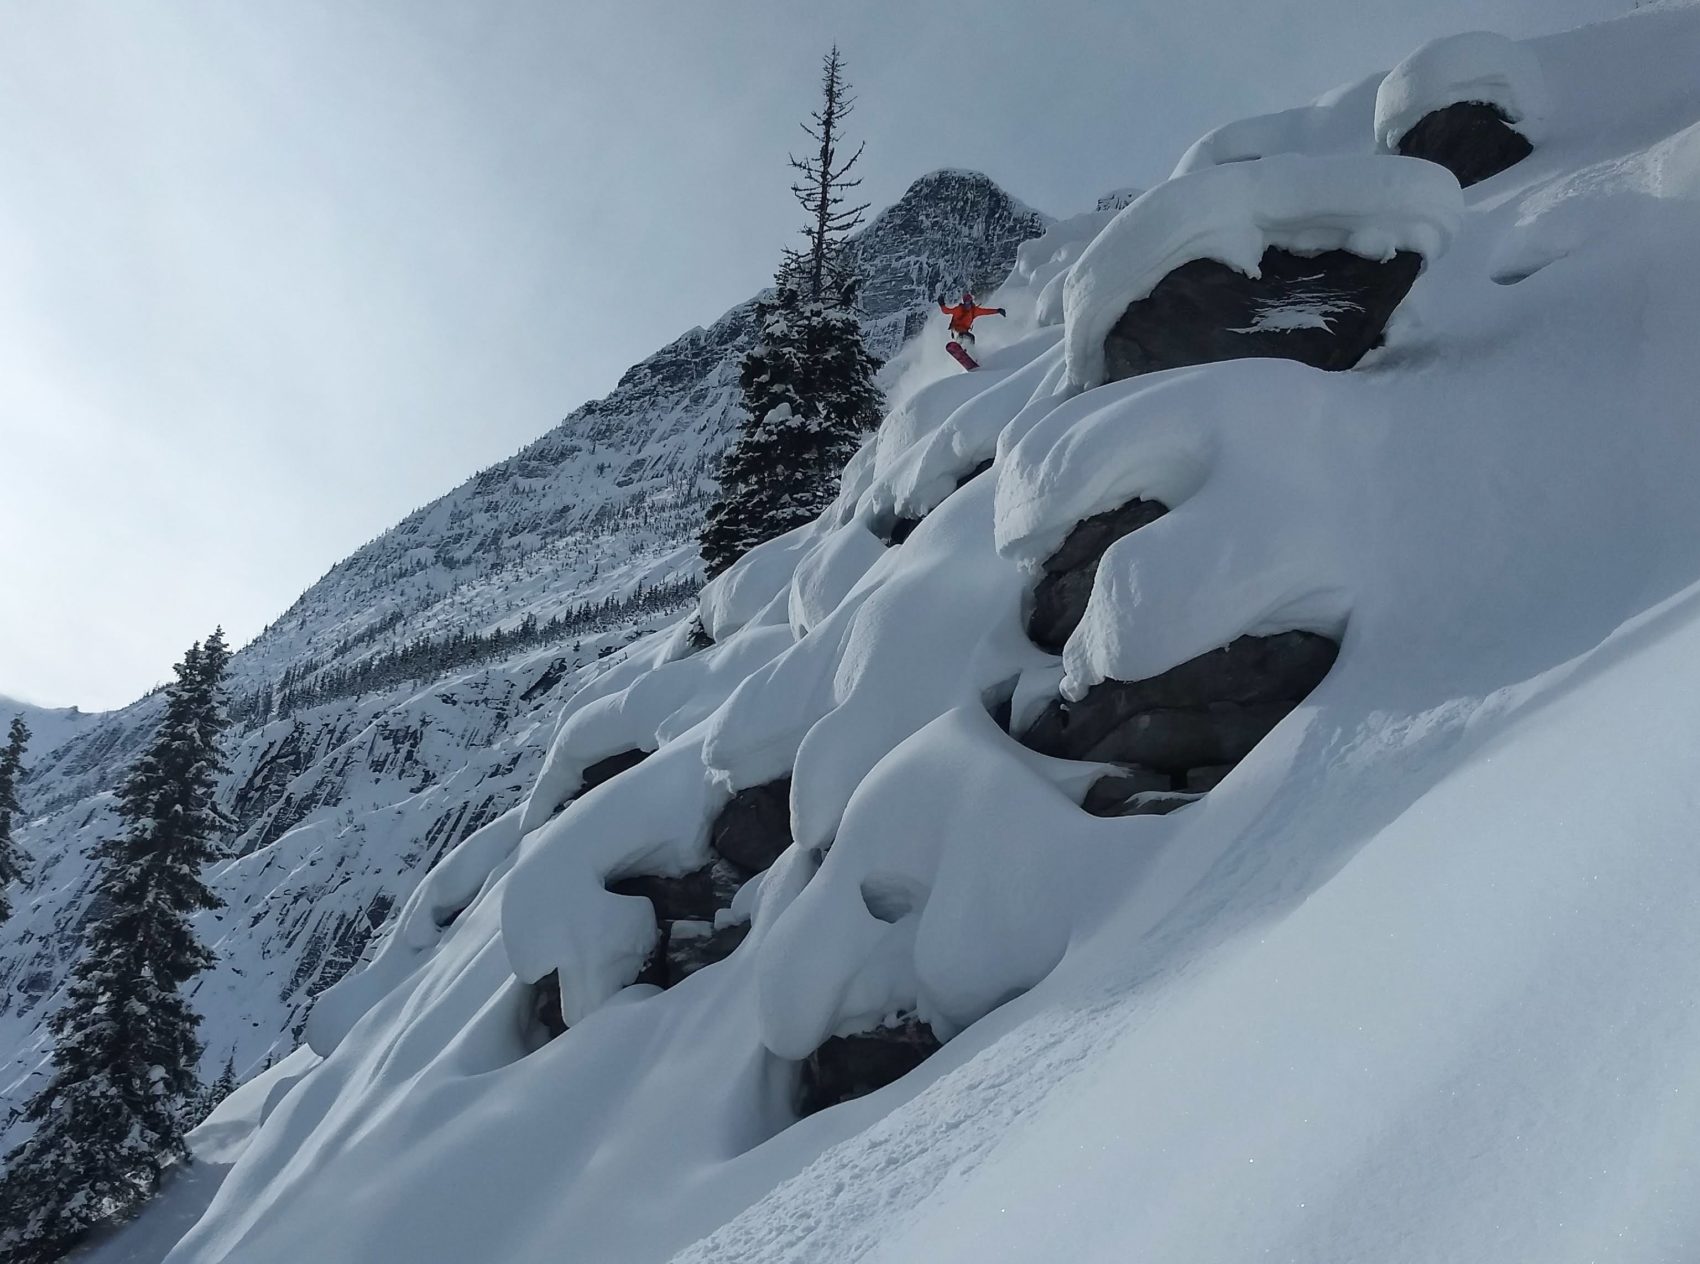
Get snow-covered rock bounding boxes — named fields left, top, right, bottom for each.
left=1171, top=72, right=1385, bottom=177
left=1375, top=30, right=1550, bottom=155
left=1061, top=154, right=1463, bottom=389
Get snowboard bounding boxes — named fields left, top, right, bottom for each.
left=946, top=339, right=979, bottom=371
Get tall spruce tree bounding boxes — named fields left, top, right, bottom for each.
left=0, top=715, right=31, bottom=924
left=700, top=47, right=885, bottom=577
left=0, top=632, right=231, bottom=1264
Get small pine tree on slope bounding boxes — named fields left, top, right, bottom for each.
left=196, top=1053, right=240, bottom=1126
left=700, top=46, right=886, bottom=577
left=0, top=631, right=231, bottom=1264
left=0, top=715, right=31, bottom=924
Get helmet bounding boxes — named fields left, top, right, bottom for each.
left=961, top=291, right=975, bottom=304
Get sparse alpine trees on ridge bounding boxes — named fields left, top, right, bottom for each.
left=0, top=715, right=32, bottom=925
left=0, top=630, right=232, bottom=1264
left=700, top=45, right=886, bottom=577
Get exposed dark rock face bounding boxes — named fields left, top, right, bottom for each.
left=1184, top=764, right=1235, bottom=792
left=1397, top=102, right=1532, bottom=188
left=1028, top=499, right=1170, bottom=653
left=1102, top=247, right=1425, bottom=385
left=592, top=775, right=794, bottom=998
left=578, top=748, right=651, bottom=798
left=547, top=748, right=652, bottom=824
left=665, top=919, right=751, bottom=982
left=608, top=859, right=746, bottom=923
left=1080, top=765, right=1173, bottom=816
left=605, top=861, right=751, bottom=990
left=530, top=970, right=567, bottom=1041
left=518, top=657, right=573, bottom=704
left=886, top=458, right=996, bottom=546
left=710, top=778, right=794, bottom=875
left=1023, top=632, right=1339, bottom=773
left=796, top=1017, right=943, bottom=1116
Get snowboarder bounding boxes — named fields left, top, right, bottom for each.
left=937, top=291, right=1006, bottom=369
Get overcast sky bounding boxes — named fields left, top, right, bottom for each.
left=0, top=0, right=1623, bottom=711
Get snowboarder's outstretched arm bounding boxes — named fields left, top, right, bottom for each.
left=972, top=305, right=1006, bottom=318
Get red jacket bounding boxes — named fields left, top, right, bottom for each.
left=940, top=300, right=1000, bottom=333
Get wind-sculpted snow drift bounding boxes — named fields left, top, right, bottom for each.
left=90, top=8, right=1700, bottom=1263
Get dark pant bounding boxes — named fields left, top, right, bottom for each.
left=950, top=328, right=976, bottom=345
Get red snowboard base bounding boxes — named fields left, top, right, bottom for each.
left=946, top=339, right=979, bottom=371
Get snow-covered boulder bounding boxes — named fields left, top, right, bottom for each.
left=1062, top=154, right=1463, bottom=389
left=519, top=624, right=791, bottom=834
left=1374, top=32, right=1549, bottom=186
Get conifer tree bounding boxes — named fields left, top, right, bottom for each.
left=0, top=715, right=31, bottom=924
left=198, top=1053, right=240, bottom=1124
left=782, top=45, right=870, bottom=306
left=0, top=632, right=231, bottom=1264
left=700, top=47, right=885, bottom=577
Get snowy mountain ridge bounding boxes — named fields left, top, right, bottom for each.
left=230, top=168, right=1045, bottom=691
left=0, top=700, right=101, bottom=766
left=69, top=5, right=1700, bottom=1262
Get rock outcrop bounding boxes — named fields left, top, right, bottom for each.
left=1396, top=101, right=1533, bottom=187
left=709, top=778, right=794, bottom=875
left=1374, top=30, right=1546, bottom=189
left=796, top=1017, right=943, bottom=1117
left=1023, top=632, right=1340, bottom=775
left=1101, top=247, right=1424, bottom=385
left=607, top=860, right=746, bottom=924
left=577, top=748, right=651, bottom=798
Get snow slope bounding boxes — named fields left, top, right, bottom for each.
left=0, top=170, right=1044, bottom=1150
left=95, top=6, right=1700, bottom=1262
